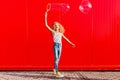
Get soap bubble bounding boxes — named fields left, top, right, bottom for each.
left=79, top=0, right=92, bottom=14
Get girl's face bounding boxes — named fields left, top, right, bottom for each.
left=54, top=23, right=60, bottom=31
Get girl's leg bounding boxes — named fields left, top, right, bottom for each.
left=54, top=43, right=64, bottom=77
left=54, top=43, right=59, bottom=72
left=58, top=43, right=62, bottom=62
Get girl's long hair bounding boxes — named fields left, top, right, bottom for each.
left=52, top=22, right=65, bottom=34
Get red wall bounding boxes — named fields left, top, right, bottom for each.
left=0, top=0, right=120, bottom=70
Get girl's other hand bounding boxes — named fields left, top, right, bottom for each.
left=71, top=43, right=75, bottom=47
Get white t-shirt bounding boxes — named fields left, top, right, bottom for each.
left=53, top=32, right=63, bottom=43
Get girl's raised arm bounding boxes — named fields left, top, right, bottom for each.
left=62, top=34, right=75, bottom=47
left=45, top=11, right=55, bottom=33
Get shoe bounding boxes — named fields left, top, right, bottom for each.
left=53, top=69, right=56, bottom=74
left=56, top=72, right=64, bottom=78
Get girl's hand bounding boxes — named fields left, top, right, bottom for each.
left=71, top=43, right=75, bottom=47
left=45, top=9, right=50, bottom=15
left=46, top=4, right=51, bottom=12
left=46, top=9, right=50, bottom=12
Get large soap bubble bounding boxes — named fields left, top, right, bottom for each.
left=79, top=0, right=92, bottom=14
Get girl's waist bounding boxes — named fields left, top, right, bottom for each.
left=54, top=42, right=62, bottom=45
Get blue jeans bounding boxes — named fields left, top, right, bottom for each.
left=54, top=42, right=62, bottom=72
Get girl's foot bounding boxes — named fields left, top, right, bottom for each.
left=56, top=72, right=64, bottom=78
left=53, top=69, right=56, bottom=74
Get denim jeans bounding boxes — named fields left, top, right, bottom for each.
left=54, top=42, right=62, bottom=72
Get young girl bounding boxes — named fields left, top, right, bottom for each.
left=45, top=10, right=75, bottom=78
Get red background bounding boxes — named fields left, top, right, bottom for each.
left=0, top=0, right=120, bottom=70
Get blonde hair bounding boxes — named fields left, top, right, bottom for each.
left=52, top=22, right=65, bottom=34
